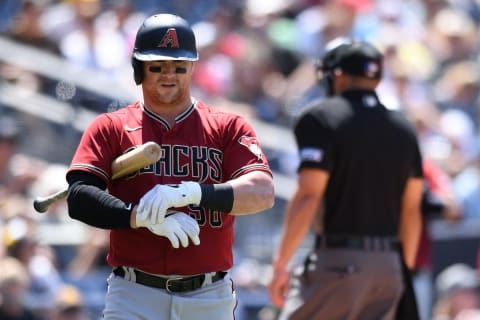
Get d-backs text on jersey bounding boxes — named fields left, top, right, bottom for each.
left=136, top=144, right=223, bottom=182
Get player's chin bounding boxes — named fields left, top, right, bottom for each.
left=159, top=86, right=179, bottom=95
left=156, top=92, right=180, bottom=104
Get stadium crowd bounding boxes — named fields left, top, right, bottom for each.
left=0, top=0, right=480, bottom=319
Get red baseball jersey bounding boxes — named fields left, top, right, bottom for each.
left=67, top=100, right=272, bottom=275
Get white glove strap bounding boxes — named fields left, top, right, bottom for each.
left=180, top=181, right=202, bottom=206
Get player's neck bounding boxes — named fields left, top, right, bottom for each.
left=143, top=97, right=194, bottom=125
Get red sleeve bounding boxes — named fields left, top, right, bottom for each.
left=221, top=115, right=272, bottom=180
left=67, top=114, right=120, bottom=183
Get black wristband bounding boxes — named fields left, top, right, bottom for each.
left=199, top=183, right=234, bottom=213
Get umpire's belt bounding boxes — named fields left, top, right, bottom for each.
left=113, top=267, right=227, bottom=293
left=315, top=234, right=400, bottom=251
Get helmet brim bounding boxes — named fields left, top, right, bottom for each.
left=133, top=50, right=198, bottom=61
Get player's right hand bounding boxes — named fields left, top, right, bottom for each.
left=136, top=182, right=202, bottom=228
left=147, top=211, right=200, bottom=248
left=135, top=184, right=169, bottom=227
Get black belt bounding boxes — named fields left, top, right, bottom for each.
left=113, top=267, right=227, bottom=293
left=315, top=234, right=400, bottom=252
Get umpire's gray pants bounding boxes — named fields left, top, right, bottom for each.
left=279, top=248, right=404, bottom=320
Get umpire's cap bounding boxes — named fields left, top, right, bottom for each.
left=133, top=13, right=198, bottom=62
left=317, top=37, right=383, bottom=79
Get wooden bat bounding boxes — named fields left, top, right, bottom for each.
left=33, top=141, right=162, bottom=213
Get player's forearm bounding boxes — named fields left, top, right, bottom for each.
left=133, top=171, right=274, bottom=225
left=67, top=182, right=133, bottom=229
left=227, top=171, right=275, bottom=215
left=67, top=171, right=133, bottom=229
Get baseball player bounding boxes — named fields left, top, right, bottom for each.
left=268, top=38, right=424, bottom=319
left=65, top=13, right=274, bottom=320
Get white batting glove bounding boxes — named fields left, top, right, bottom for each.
left=147, top=211, right=200, bottom=248
left=136, top=182, right=202, bottom=227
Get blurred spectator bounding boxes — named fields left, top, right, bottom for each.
left=39, top=0, right=101, bottom=44
left=95, top=0, right=145, bottom=54
left=427, top=7, right=478, bottom=69
left=0, top=63, right=43, bottom=93
left=455, top=156, right=480, bottom=221
left=0, top=256, right=40, bottom=320
left=0, top=115, right=42, bottom=204
left=57, top=0, right=131, bottom=73
left=4, top=205, right=63, bottom=320
left=0, top=0, right=22, bottom=32
left=65, top=228, right=109, bottom=279
left=0, top=115, right=21, bottom=193
left=454, top=309, right=480, bottom=320
left=6, top=232, right=63, bottom=320
left=6, top=0, right=61, bottom=55
left=191, top=21, right=235, bottom=99
left=413, top=158, right=462, bottom=320
left=433, top=263, right=480, bottom=320
left=132, top=0, right=223, bottom=24
left=433, top=60, right=480, bottom=129
left=437, top=109, right=479, bottom=177
left=51, top=284, right=88, bottom=320
left=57, top=222, right=110, bottom=318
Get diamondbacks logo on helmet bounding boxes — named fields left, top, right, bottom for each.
left=158, top=28, right=180, bottom=48
left=238, top=136, right=262, bottom=160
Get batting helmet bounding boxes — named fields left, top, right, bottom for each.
left=132, top=14, right=198, bottom=85
left=316, top=38, right=383, bottom=96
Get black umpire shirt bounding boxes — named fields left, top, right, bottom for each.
left=294, top=89, right=423, bottom=237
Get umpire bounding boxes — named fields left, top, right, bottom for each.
left=268, top=38, right=424, bottom=320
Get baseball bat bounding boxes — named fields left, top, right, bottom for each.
left=33, top=141, right=162, bottom=213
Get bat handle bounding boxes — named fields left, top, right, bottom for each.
left=33, top=189, right=68, bottom=213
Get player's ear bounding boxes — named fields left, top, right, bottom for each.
left=132, top=58, right=143, bottom=85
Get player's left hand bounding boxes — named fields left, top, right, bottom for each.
left=147, top=211, right=200, bottom=248
left=137, top=182, right=202, bottom=226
